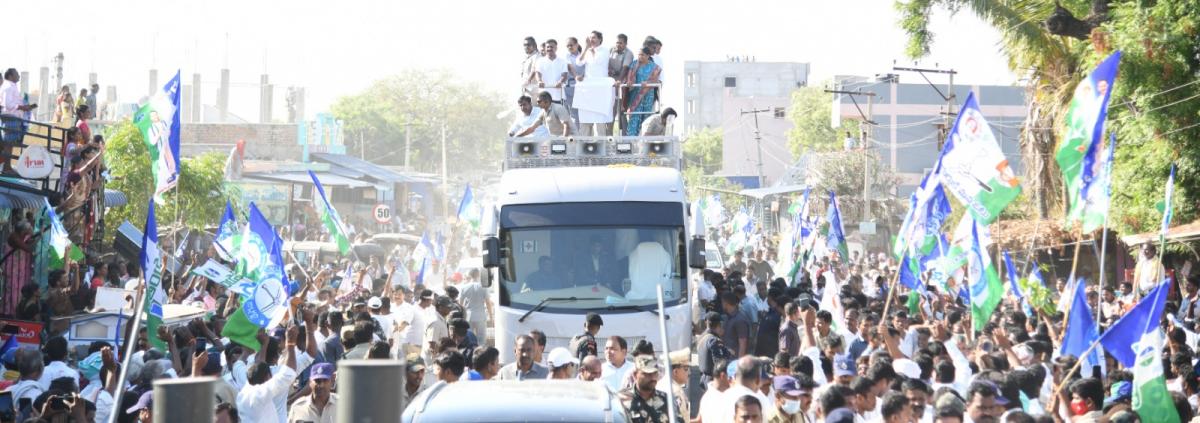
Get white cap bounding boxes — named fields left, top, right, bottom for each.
left=893, top=358, right=921, bottom=379
left=546, top=347, right=579, bottom=368
left=367, top=296, right=383, bottom=309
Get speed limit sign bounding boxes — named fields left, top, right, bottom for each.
left=373, top=204, right=392, bottom=223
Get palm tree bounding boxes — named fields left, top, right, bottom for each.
left=895, top=0, right=1109, bottom=218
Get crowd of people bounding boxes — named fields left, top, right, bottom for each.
left=508, top=32, right=676, bottom=139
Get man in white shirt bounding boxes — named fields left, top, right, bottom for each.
left=698, top=358, right=732, bottom=423
left=719, top=357, right=770, bottom=423
left=422, top=296, right=453, bottom=367
left=368, top=296, right=395, bottom=341
left=6, top=349, right=44, bottom=408
left=389, top=287, right=420, bottom=356
left=534, top=40, right=568, bottom=103
left=520, top=37, right=540, bottom=99
left=601, top=336, right=634, bottom=393
left=574, top=30, right=614, bottom=136
left=0, top=69, right=34, bottom=116
left=237, top=327, right=299, bottom=423
left=38, top=337, right=81, bottom=391
left=507, top=95, right=546, bottom=138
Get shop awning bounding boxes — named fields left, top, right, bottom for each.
left=0, top=186, right=48, bottom=209
left=104, top=189, right=128, bottom=207
left=242, top=172, right=377, bottom=189
left=738, top=184, right=808, bottom=199
left=311, top=153, right=411, bottom=184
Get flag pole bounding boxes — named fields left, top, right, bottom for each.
left=1096, top=209, right=1112, bottom=330
left=881, top=247, right=904, bottom=319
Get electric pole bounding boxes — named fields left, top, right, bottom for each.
left=740, top=108, right=771, bottom=188
left=893, top=65, right=957, bottom=150
left=404, top=122, right=412, bottom=170
left=823, top=88, right=876, bottom=222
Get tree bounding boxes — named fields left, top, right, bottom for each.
left=103, top=120, right=241, bottom=242
left=803, top=150, right=901, bottom=223
left=331, top=69, right=508, bottom=176
left=896, top=0, right=1200, bottom=236
left=786, top=85, right=861, bottom=156
left=683, top=128, right=723, bottom=174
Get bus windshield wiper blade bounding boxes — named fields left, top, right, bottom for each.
left=518, top=297, right=601, bottom=322
left=605, top=304, right=666, bottom=319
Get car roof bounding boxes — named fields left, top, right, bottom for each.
left=406, top=380, right=625, bottom=422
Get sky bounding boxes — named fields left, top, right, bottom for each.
left=10, top=0, right=1020, bottom=122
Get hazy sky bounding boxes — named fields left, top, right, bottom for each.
left=10, top=0, right=1019, bottom=122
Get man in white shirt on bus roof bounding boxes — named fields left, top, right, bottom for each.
left=507, top=95, right=546, bottom=138
left=534, top=39, right=568, bottom=103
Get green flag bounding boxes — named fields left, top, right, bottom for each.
left=309, top=171, right=352, bottom=255
left=1058, top=52, right=1121, bottom=230
left=220, top=308, right=262, bottom=352
left=967, top=218, right=1002, bottom=332
left=1131, top=328, right=1180, bottom=423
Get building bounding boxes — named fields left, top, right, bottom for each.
left=832, top=75, right=1027, bottom=195
left=682, top=59, right=810, bottom=187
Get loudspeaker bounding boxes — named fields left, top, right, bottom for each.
left=112, top=221, right=142, bottom=263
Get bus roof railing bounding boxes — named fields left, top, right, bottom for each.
left=503, top=136, right=681, bottom=170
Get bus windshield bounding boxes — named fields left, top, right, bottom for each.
left=500, top=226, right=686, bottom=310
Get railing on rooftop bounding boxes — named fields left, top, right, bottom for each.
left=503, top=136, right=681, bottom=171
left=0, top=115, right=68, bottom=198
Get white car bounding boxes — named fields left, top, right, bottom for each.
left=704, top=246, right=725, bottom=272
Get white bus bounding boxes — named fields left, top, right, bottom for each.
left=481, top=136, right=706, bottom=363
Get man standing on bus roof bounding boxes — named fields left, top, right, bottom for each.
left=619, top=355, right=682, bottom=423
left=570, top=312, right=604, bottom=362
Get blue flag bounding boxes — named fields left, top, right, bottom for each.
left=899, top=251, right=923, bottom=291
left=139, top=200, right=167, bottom=350
left=1060, top=278, right=1102, bottom=372
left=214, top=202, right=238, bottom=260
left=1003, top=250, right=1022, bottom=300
left=826, top=191, right=849, bottom=261
left=0, top=335, right=17, bottom=358
left=1100, top=279, right=1172, bottom=367
left=238, top=203, right=292, bottom=328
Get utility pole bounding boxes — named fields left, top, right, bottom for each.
left=824, top=88, right=877, bottom=222
left=893, top=64, right=957, bottom=150
left=441, top=123, right=448, bottom=224
left=740, top=108, right=772, bottom=188
left=404, top=122, right=412, bottom=170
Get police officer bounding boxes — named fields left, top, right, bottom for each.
left=619, top=355, right=683, bottom=423
left=570, top=312, right=603, bottom=361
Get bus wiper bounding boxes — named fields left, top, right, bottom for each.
left=605, top=304, right=668, bottom=320
left=518, top=297, right=601, bottom=323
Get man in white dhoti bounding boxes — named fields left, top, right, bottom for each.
left=574, top=31, right=616, bottom=137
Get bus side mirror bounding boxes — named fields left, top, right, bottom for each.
left=688, top=237, right=706, bottom=269
left=481, top=268, right=493, bottom=288
left=483, top=236, right=501, bottom=269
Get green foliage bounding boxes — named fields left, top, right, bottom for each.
left=1103, top=1, right=1200, bottom=236
left=1017, top=262, right=1057, bottom=315
left=786, top=85, right=860, bottom=155
left=331, top=69, right=508, bottom=176
left=897, top=0, right=1200, bottom=239
left=683, top=128, right=723, bottom=174
left=103, top=120, right=241, bottom=241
